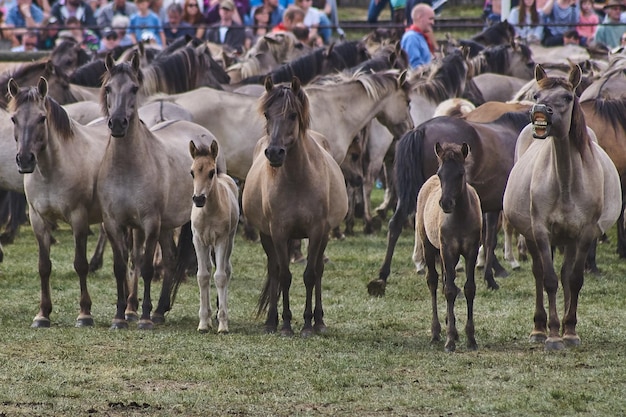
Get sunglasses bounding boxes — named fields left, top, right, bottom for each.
left=187, top=3, right=198, bottom=6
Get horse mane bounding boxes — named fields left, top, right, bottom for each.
left=100, top=61, right=143, bottom=117
left=351, top=43, right=407, bottom=73
left=70, top=59, right=107, bottom=87
left=411, top=49, right=469, bottom=102
left=0, top=61, right=75, bottom=109
left=188, top=141, right=222, bottom=174
left=537, top=76, right=591, bottom=156
left=312, top=69, right=404, bottom=102
left=472, top=43, right=532, bottom=75
left=8, top=87, right=73, bottom=139
left=437, top=142, right=466, bottom=165
left=51, top=39, right=93, bottom=69
left=584, top=97, right=626, bottom=136
left=260, top=83, right=310, bottom=136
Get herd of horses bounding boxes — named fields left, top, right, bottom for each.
left=2, top=21, right=626, bottom=351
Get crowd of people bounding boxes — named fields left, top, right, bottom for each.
left=0, top=0, right=338, bottom=53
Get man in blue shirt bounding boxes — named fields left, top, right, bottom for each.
left=401, top=3, right=436, bottom=69
left=5, top=0, right=45, bottom=43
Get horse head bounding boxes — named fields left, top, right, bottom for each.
left=261, top=76, right=310, bottom=167
left=102, top=52, right=142, bottom=138
left=8, top=77, right=49, bottom=174
left=435, top=142, right=469, bottom=214
left=189, top=140, right=220, bottom=208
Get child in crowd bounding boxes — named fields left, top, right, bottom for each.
left=129, top=0, right=166, bottom=47
left=577, top=0, right=598, bottom=46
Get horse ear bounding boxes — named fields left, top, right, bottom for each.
left=263, top=34, right=278, bottom=44
left=37, top=77, right=48, bottom=98
left=461, top=143, right=470, bottom=159
left=534, top=64, right=547, bottom=82
left=131, top=51, right=141, bottom=73
left=7, top=78, right=19, bottom=98
left=210, top=139, right=219, bottom=160
left=435, top=142, right=443, bottom=158
left=291, top=76, right=301, bottom=93
left=569, top=64, right=582, bottom=89
left=189, top=140, right=199, bottom=158
left=105, top=52, right=116, bottom=72
left=397, top=70, right=408, bottom=89
left=264, top=76, right=273, bottom=92
left=324, top=42, right=336, bottom=58
left=44, top=60, right=56, bottom=75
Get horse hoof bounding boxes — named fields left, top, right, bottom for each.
left=367, top=279, right=386, bottom=297
left=444, top=341, right=456, bottom=352
left=110, top=319, right=129, bottom=330
left=137, top=319, right=154, bottom=330
left=264, top=325, right=277, bottom=334
left=197, top=327, right=211, bottom=334
left=529, top=332, right=547, bottom=344
left=545, top=337, right=566, bottom=351
left=151, top=313, right=165, bottom=324
left=217, top=328, right=229, bottom=334
left=495, top=269, right=509, bottom=278
left=467, top=341, right=478, bottom=351
left=291, top=255, right=306, bottom=264
left=301, top=327, right=315, bottom=338
left=280, top=327, right=294, bottom=337
left=314, top=323, right=327, bottom=334
left=125, top=312, right=139, bottom=322
left=563, top=334, right=581, bottom=347
left=31, top=318, right=51, bottom=328
left=75, top=316, right=94, bottom=327
left=486, top=281, right=500, bottom=290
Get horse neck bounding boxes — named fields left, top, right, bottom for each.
left=277, top=133, right=318, bottom=174
left=108, top=114, right=151, bottom=157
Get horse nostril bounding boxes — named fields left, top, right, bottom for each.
left=192, top=194, right=206, bottom=207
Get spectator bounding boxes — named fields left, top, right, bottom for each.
left=33, top=0, right=51, bottom=20
left=311, top=0, right=334, bottom=40
left=595, top=0, right=625, bottom=49
left=204, top=0, right=246, bottom=52
left=97, top=0, right=137, bottom=29
left=401, top=3, right=435, bottom=69
left=244, top=4, right=269, bottom=48
left=163, top=3, right=194, bottom=43
left=182, top=0, right=205, bottom=38
left=59, top=15, right=99, bottom=52
left=577, top=0, right=598, bottom=45
left=483, top=0, right=502, bottom=27
left=367, top=0, right=393, bottom=24
left=562, top=28, right=580, bottom=44
left=50, top=0, right=99, bottom=37
left=10, top=28, right=37, bottom=50
left=129, top=0, right=166, bottom=46
left=540, top=0, right=579, bottom=47
left=150, top=0, right=167, bottom=23
left=271, top=4, right=304, bottom=33
left=98, top=25, right=120, bottom=52
left=5, top=0, right=45, bottom=44
left=36, top=15, right=59, bottom=49
left=621, top=30, right=626, bottom=47
left=508, top=0, right=544, bottom=44
left=294, top=0, right=323, bottom=44
left=205, top=0, right=246, bottom=24
left=111, top=13, right=133, bottom=46
left=250, top=0, right=284, bottom=29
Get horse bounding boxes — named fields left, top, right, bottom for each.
left=470, top=43, right=535, bottom=80
left=98, top=52, right=221, bottom=329
left=50, top=39, right=93, bottom=77
left=367, top=101, right=532, bottom=297
left=152, top=69, right=413, bottom=181
left=8, top=76, right=110, bottom=328
left=467, top=20, right=516, bottom=49
left=503, top=64, right=622, bottom=350
left=242, top=76, right=348, bottom=337
left=239, top=40, right=370, bottom=86
left=415, top=142, right=482, bottom=352
left=226, top=32, right=312, bottom=84
left=189, top=140, right=239, bottom=333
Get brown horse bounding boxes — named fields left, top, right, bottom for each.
left=503, top=65, right=621, bottom=350
left=415, top=142, right=482, bottom=352
left=242, top=77, right=348, bottom=337
left=368, top=101, right=532, bottom=296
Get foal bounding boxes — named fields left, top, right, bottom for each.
left=415, top=142, right=482, bottom=352
left=189, top=140, right=239, bottom=333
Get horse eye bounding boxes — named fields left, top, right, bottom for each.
left=264, top=112, right=269, bottom=120
left=565, top=94, right=573, bottom=103
left=10, top=116, right=16, bottom=124
left=38, top=115, right=46, bottom=124
left=289, top=112, right=297, bottom=121
left=131, top=86, right=139, bottom=94
left=104, top=86, right=111, bottom=94
left=190, top=170, right=194, bottom=178
left=532, top=94, right=538, bottom=101
left=208, top=169, right=215, bottom=179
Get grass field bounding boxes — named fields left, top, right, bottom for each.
left=1, top=188, right=626, bottom=416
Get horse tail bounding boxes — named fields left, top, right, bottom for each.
left=256, top=275, right=272, bottom=318
left=167, top=221, right=194, bottom=310
left=394, top=127, right=427, bottom=219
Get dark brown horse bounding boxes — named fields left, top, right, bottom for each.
left=368, top=102, right=531, bottom=296
left=242, top=77, right=348, bottom=337
left=415, top=142, right=482, bottom=352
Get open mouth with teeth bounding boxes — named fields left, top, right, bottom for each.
left=530, top=104, right=551, bottom=139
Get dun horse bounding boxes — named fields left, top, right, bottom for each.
left=8, top=77, right=109, bottom=327
left=98, top=52, right=221, bottom=329
left=242, top=77, right=348, bottom=336
left=415, top=143, right=482, bottom=352
left=503, top=65, right=621, bottom=350
left=189, top=140, right=239, bottom=333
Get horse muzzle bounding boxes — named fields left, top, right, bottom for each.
left=108, top=117, right=129, bottom=138
left=530, top=104, right=552, bottom=139
left=192, top=194, right=207, bottom=208
left=265, top=146, right=286, bottom=167
left=440, top=199, right=455, bottom=214
left=16, top=153, right=36, bottom=174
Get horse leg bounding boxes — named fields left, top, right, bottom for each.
left=88, top=223, right=107, bottom=273
left=302, top=229, right=329, bottom=337
left=463, top=245, right=479, bottom=351
left=72, top=221, right=94, bottom=327
left=584, top=238, right=600, bottom=274
left=30, top=212, right=53, bottom=328
left=194, top=235, right=213, bottom=333
left=152, top=229, right=177, bottom=324
left=125, top=229, right=140, bottom=322
left=0, top=191, right=27, bottom=245
left=503, top=217, right=521, bottom=270
left=561, top=239, right=589, bottom=347
left=214, top=231, right=235, bottom=334
left=524, top=239, right=548, bottom=343
left=105, top=223, right=131, bottom=329
left=276, top=236, right=294, bottom=337
left=482, top=211, right=501, bottom=290
left=423, top=240, right=440, bottom=343
left=137, top=225, right=160, bottom=330
left=259, top=232, right=280, bottom=333
left=442, top=247, right=461, bottom=353
left=616, top=200, right=626, bottom=258
left=412, top=219, right=425, bottom=274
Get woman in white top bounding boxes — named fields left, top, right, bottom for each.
left=295, top=0, right=323, bottom=46
left=508, top=0, right=544, bottom=44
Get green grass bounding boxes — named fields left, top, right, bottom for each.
left=1, top=189, right=626, bottom=416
